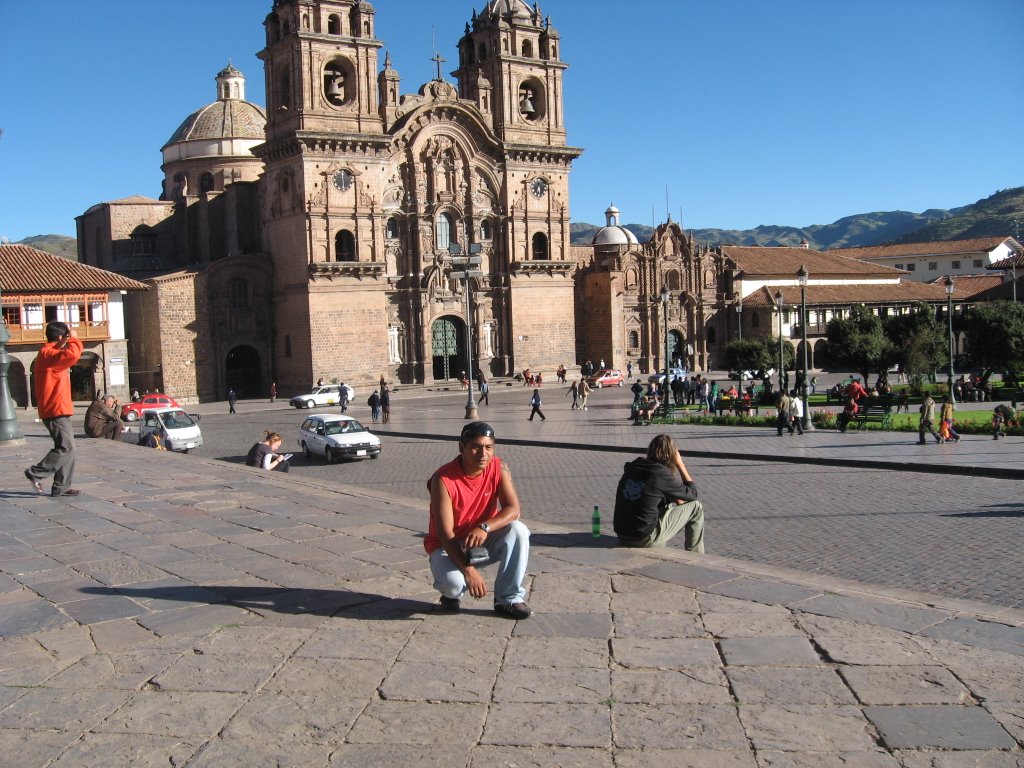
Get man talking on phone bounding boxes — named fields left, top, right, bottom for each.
left=26, top=322, right=84, bottom=497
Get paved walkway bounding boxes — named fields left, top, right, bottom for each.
left=2, top=425, right=1023, bottom=766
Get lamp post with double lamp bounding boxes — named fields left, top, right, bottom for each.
left=796, top=266, right=814, bottom=431
left=775, top=289, right=784, bottom=394
left=660, top=285, right=671, bottom=418
left=449, top=242, right=484, bottom=419
left=0, top=284, right=24, bottom=442
left=944, top=275, right=956, bottom=404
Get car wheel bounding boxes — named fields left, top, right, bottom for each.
left=370, top=452, right=380, bottom=460
left=124, top=411, right=138, bottom=422
left=326, top=447, right=336, bottom=464
left=305, top=399, right=316, bottom=409
left=302, top=441, right=312, bottom=459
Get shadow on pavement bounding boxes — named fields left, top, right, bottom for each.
left=80, top=585, right=431, bottom=619
left=942, top=507, right=1024, bottom=518
left=531, top=531, right=615, bottom=548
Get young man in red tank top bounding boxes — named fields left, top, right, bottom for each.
left=425, top=422, right=532, bottom=619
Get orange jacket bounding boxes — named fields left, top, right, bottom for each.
left=34, top=336, right=84, bottom=419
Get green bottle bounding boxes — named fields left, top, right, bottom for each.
left=592, top=505, right=600, bottom=538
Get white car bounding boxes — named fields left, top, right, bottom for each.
left=648, top=367, right=687, bottom=385
left=290, top=385, right=343, bottom=409
left=138, top=407, right=203, bottom=453
left=298, top=414, right=381, bottom=463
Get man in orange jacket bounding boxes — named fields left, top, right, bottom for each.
left=26, top=322, right=84, bottom=497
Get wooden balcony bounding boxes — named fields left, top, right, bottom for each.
left=2, top=321, right=110, bottom=345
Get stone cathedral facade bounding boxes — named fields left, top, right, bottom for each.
left=258, top=0, right=582, bottom=389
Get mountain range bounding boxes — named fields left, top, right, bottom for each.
left=569, top=186, right=1023, bottom=250
left=13, top=187, right=1023, bottom=261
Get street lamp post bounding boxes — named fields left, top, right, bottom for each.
left=660, top=285, right=671, bottom=418
left=944, top=276, right=956, bottom=404
left=775, top=289, right=784, bottom=394
left=0, top=283, right=24, bottom=441
left=449, top=242, right=484, bottom=419
left=734, top=292, right=743, bottom=393
left=797, top=266, right=814, bottom=431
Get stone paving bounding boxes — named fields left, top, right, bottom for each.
left=2, top=426, right=1024, bottom=766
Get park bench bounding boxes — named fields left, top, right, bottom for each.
left=850, top=400, right=893, bottom=430
left=714, top=397, right=759, bottom=416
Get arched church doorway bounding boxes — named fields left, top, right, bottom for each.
left=4, top=358, right=28, bottom=408
left=668, top=330, right=684, bottom=368
left=431, top=316, right=466, bottom=381
left=225, top=346, right=263, bottom=398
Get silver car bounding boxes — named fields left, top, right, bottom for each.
left=298, top=414, right=381, bottom=463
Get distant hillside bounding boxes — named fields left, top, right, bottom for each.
left=891, top=187, right=1024, bottom=243
left=15, top=235, right=78, bottom=260
left=570, top=187, right=1024, bottom=249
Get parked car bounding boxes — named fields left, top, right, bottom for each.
left=289, top=385, right=342, bottom=409
left=138, top=407, right=203, bottom=453
left=728, top=368, right=777, bottom=381
left=586, top=369, right=625, bottom=388
left=648, top=367, right=687, bottom=385
left=298, top=414, right=381, bottom=463
left=121, top=394, right=180, bottom=422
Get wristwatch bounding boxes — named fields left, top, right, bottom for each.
left=478, top=522, right=491, bottom=533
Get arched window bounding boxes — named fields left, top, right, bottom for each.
left=478, top=43, right=487, bottom=60
left=435, top=213, right=453, bottom=250
left=386, top=217, right=400, bottom=240
left=522, top=40, right=533, bottom=57
left=230, top=278, right=250, bottom=309
left=628, top=330, right=639, bottom=348
left=665, top=270, right=680, bottom=291
left=200, top=173, right=215, bottom=193
left=551, top=44, right=558, bottom=59
left=279, top=69, right=292, bottom=110
left=335, top=230, right=356, bottom=261
left=531, top=232, right=549, bottom=260
left=479, top=219, right=492, bottom=241
left=327, top=14, right=341, bottom=34
left=268, top=15, right=281, bottom=43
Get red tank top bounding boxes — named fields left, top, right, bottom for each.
left=424, top=456, right=502, bottom=554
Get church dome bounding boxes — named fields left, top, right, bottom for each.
left=162, top=65, right=266, bottom=150
left=483, top=0, right=533, bottom=20
left=592, top=205, right=639, bottom=246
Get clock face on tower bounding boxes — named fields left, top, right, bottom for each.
left=530, top=177, right=548, bottom=198
left=332, top=169, right=353, bottom=192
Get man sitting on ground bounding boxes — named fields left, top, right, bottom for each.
left=424, top=422, right=532, bottom=619
left=614, top=434, right=705, bottom=552
left=84, top=394, right=124, bottom=440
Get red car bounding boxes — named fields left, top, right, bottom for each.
left=586, top=369, right=625, bottom=388
left=121, top=394, right=180, bottom=421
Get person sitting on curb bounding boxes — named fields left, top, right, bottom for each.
left=993, top=403, right=1014, bottom=439
left=424, top=422, right=532, bottom=619
left=613, top=434, right=705, bottom=552
left=84, top=394, right=125, bottom=440
left=245, top=431, right=291, bottom=472
left=837, top=397, right=858, bottom=433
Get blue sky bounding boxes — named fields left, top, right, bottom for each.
left=1, top=0, right=1021, bottom=242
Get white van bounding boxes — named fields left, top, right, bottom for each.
left=138, top=407, right=203, bottom=453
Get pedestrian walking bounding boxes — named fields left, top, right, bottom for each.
left=269, top=382, right=277, bottom=403
left=788, top=389, right=805, bottom=435
left=478, top=375, right=490, bottom=406
left=917, top=394, right=943, bottom=444
left=25, top=322, right=84, bottom=497
left=578, top=379, right=592, bottom=410
left=381, top=388, right=391, bottom=423
left=228, top=388, right=237, bottom=414
left=939, top=396, right=960, bottom=442
left=627, top=361, right=633, bottom=379
left=368, top=390, right=381, bottom=423
left=528, top=389, right=546, bottom=421
left=566, top=380, right=579, bottom=409
left=775, top=390, right=792, bottom=435
left=339, top=382, right=352, bottom=413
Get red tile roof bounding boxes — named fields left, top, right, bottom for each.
left=927, top=274, right=1004, bottom=296
left=989, top=252, right=1024, bottom=270
left=743, top=281, right=954, bottom=307
left=829, top=237, right=1018, bottom=260
left=722, top=246, right=900, bottom=278
left=0, top=245, right=148, bottom=293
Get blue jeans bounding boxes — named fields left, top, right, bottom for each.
left=429, top=520, right=530, bottom=605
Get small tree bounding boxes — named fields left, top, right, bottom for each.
left=825, top=304, right=895, bottom=382
left=723, top=337, right=793, bottom=383
left=884, top=303, right=945, bottom=392
left=965, top=301, right=1024, bottom=374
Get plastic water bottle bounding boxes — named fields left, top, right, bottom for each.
left=592, top=505, right=600, bottom=538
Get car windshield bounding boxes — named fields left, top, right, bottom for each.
left=328, top=419, right=367, bottom=433
left=159, top=410, right=195, bottom=428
